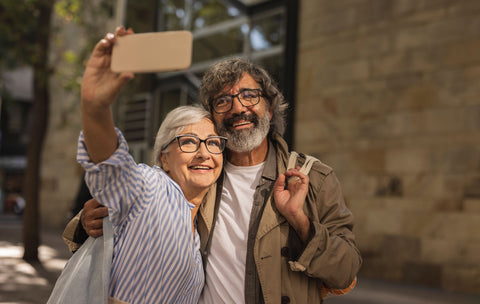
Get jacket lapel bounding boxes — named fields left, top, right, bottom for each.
left=256, top=133, right=290, bottom=240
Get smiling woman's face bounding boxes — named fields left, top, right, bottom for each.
left=161, top=118, right=223, bottom=199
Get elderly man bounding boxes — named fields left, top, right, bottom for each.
left=65, top=57, right=361, bottom=304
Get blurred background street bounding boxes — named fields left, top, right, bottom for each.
left=1, top=214, right=480, bottom=304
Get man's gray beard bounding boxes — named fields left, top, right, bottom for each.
left=218, top=112, right=271, bottom=153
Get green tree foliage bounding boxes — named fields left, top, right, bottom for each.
left=53, top=0, right=115, bottom=95
left=0, top=0, right=45, bottom=69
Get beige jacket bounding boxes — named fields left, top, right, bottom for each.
left=198, top=133, right=362, bottom=304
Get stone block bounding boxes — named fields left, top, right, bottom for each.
left=359, top=258, right=404, bottom=282
left=464, top=177, right=480, bottom=198
left=304, top=6, right=357, bottom=36
left=364, top=209, right=404, bottom=236
left=371, top=52, right=414, bottom=78
left=402, top=261, right=442, bottom=288
left=397, top=83, right=438, bottom=111
left=431, top=69, right=480, bottom=108
left=431, top=147, right=480, bottom=175
left=382, top=197, right=437, bottom=212
left=430, top=213, right=480, bottom=241
left=401, top=211, right=447, bottom=239
left=443, top=265, right=480, bottom=293
left=421, top=238, right=480, bottom=265
left=434, top=198, right=463, bottom=212
left=380, top=234, right=420, bottom=261
left=439, top=174, right=476, bottom=199
left=295, top=120, right=331, bottom=144
left=339, top=174, right=378, bottom=198
left=464, top=198, right=480, bottom=213
left=400, top=174, right=445, bottom=199
left=442, top=40, right=480, bottom=67
left=374, top=175, right=403, bottom=197
left=384, top=111, right=424, bottom=137
left=424, top=107, right=480, bottom=136
left=314, top=60, right=370, bottom=88
left=420, top=238, right=456, bottom=264
left=352, top=148, right=386, bottom=173
left=309, top=32, right=392, bottom=64
left=353, top=230, right=380, bottom=257
left=385, top=148, right=430, bottom=174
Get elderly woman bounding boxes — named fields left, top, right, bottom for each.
left=76, top=28, right=224, bottom=303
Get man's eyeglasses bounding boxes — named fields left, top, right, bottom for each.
left=210, top=88, right=263, bottom=114
left=163, top=135, right=228, bottom=154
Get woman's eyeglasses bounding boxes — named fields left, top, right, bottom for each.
left=163, top=135, right=227, bottom=154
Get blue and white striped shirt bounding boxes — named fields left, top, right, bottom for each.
left=77, top=129, right=204, bottom=304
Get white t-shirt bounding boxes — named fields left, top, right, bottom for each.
left=199, top=161, right=265, bottom=304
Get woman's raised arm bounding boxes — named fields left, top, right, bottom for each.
left=81, top=27, right=134, bottom=164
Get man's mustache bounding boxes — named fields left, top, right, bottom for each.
left=223, top=113, right=259, bottom=128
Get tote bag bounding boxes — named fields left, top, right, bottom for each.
left=47, top=217, right=113, bottom=304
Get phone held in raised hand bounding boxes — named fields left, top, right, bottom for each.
left=111, top=31, right=192, bottom=73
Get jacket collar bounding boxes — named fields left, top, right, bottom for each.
left=260, top=132, right=290, bottom=181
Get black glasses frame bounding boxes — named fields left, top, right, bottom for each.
left=210, top=88, right=263, bottom=114
left=163, top=135, right=228, bottom=154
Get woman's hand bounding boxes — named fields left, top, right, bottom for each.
left=81, top=26, right=135, bottom=110
left=274, top=167, right=311, bottom=242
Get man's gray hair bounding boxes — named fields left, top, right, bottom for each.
left=199, top=58, right=288, bottom=136
left=152, top=105, right=212, bottom=167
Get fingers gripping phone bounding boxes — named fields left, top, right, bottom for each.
left=111, top=31, right=192, bottom=73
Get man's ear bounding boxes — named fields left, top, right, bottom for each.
left=160, top=152, right=169, bottom=172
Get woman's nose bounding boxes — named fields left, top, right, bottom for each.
left=196, top=142, right=211, bottom=158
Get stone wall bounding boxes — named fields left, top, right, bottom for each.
left=296, top=0, right=480, bottom=294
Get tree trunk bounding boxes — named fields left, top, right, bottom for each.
left=22, top=0, right=54, bottom=262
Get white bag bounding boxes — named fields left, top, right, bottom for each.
left=47, top=217, right=113, bottom=304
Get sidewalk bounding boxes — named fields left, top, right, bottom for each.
left=1, top=214, right=480, bottom=304
left=326, top=277, right=480, bottom=304
left=0, top=214, right=70, bottom=304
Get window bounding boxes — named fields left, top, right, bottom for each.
left=158, top=0, right=286, bottom=69
left=117, top=0, right=297, bottom=162
left=155, top=0, right=296, bottom=144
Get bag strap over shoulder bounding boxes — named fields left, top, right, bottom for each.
left=287, top=151, right=320, bottom=174
left=286, top=151, right=320, bottom=184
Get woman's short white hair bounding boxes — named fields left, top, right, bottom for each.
left=152, top=105, right=212, bottom=167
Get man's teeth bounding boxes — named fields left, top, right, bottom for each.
left=233, top=121, right=251, bottom=127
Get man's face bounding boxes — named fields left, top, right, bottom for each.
left=212, top=73, right=272, bottom=153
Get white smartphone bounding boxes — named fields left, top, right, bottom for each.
left=111, top=31, right=192, bottom=73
